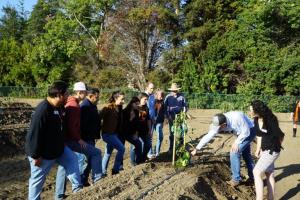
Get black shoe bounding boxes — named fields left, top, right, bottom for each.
left=83, top=182, right=90, bottom=187
left=112, top=169, right=119, bottom=175
left=244, top=178, right=254, bottom=186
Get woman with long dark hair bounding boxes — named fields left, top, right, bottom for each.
left=101, top=91, right=125, bottom=175
left=122, top=97, right=143, bottom=165
left=250, top=100, right=284, bottom=200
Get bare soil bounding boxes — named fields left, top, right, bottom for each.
left=0, top=100, right=299, bottom=200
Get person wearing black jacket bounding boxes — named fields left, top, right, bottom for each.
left=137, top=93, right=152, bottom=162
left=250, top=100, right=284, bottom=200
left=122, top=96, right=143, bottom=165
left=25, top=81, right=82, bottom=200
left=79, top=88, right=102, bottom=185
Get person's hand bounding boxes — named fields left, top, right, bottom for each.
left=230, top=143, right=239, bottom=153
left=33, top=157, right=42, bottom=167
left=78, top=139, right=87, bottom=149
left=191, top=149, right=197, bottom=156
left=255, top=149, right=261, bottom=158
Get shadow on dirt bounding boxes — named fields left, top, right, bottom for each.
left=276, top=164, right=300, bottom=199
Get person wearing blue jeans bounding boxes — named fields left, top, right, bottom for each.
left=29, top=147, right=82, bottom=200
left=145, top=82, right=156, bottom=158
left=79, top=88, right=102, bottom=185
left=191, top=111, right=256, bottom=187
left=55, top=141, right=102, bottom=199
left=102, top=133, right=125, bottom=174
left=122, top=96, right=143, bottom=165
left=101, top=91, right=125, bottom=175
left=25, top=81, right=82, bottom=200
left=230, top=127, right=256, bottom=182
left=137, top=93, right=152, bottom=162
left=55, top=82, right=103, bottom=199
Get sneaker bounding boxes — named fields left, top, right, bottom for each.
left=147, top=154, right=155, bottom=159
left=226, top=179, right=240, bottom=187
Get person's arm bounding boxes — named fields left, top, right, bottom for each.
left=255, top=136, right=262, bottom=158
left=191, top=129, right=218, bottom=155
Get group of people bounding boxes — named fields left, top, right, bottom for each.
left=25, top=79, right=290, bottom=200
left=25, top=81, right=187, bottom=200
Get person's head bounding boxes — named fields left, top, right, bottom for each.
left=48, top=80, right=69, bottom=106
left=73, top=81, right=87, bottom=101
left=168, top=83, right=181, bottom=95
left=109, top=91, right=125, bottom=106
left=86, top=88, right=100, bottom=105
left=126, top=96, right=140, bottom=110
left=250, top=100, right=269, bottom=118
left=138, top=92, right=149, bottom=106
left=155, top=89, right=164, bottom=100
left=250, top=100, right=278, bottom=125
left=209, top=113, right=227, bottom=133
left=146, top=82, right=154, bottom=95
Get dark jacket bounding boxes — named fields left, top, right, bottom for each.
left=101, top=104, right=123, bottom=134
left=122, top=108, right=139, bottom=136
left=154, top=99, right=165, bottom=124
left=80, top=98, right=101, bottom=141
left=137, top=105, right=150, bottom=135
left=25, top=100, right=65, bottom=160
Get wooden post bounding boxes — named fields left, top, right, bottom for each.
left=172, top=115, right=177, bottom=166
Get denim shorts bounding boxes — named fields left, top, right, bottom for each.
left=255, top=150, right=279, bottom=173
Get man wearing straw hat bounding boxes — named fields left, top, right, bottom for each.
left=164, top=83, right=188, bottom=154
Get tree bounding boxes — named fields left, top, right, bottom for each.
left=0, top=5, right=25, bottom=41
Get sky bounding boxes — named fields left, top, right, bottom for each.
left=0, top=0, right=37, bottom=16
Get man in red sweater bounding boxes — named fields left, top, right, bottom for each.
left=55, top=82, right=103, bottom=200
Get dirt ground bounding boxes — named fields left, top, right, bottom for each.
left=0, top=99, right=299, bottom=200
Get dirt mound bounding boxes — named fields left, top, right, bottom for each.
left=66, top=155, right=254, bottom=200
left=0, top=101, right=33, bottom=160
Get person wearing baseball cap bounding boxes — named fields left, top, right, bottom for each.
left=55, top=82, right=103, bottom=199
left=191, top=111, right=256, bottom=187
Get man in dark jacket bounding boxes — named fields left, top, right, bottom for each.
left=26, top=81, right=82, bottom=200
left=79, top=88, right=102, bottom=184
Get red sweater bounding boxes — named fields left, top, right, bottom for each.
left=65, top=96, right=81, bottom=141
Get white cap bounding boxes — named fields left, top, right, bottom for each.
left=73, top=82, right=86, bottom=91
left=209, top=113, right=227, bottom=132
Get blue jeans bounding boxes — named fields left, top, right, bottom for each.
left=55, top=141, right=102, bottom=199
left=147, top=121, right=155, bottom=156
left=230, top=127, right=256, bottom=182
left=154, top=123, right=164, bottom=156
left=102, top=133, right=125, bottom=174
left=28, top=146, right=82, bottom=200
left=78, top=140, right=101, bottom=185
left=139, top=134, right=152, bottom=162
